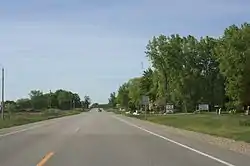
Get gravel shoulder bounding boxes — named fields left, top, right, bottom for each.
left=161, top=124, right=250, bottom=156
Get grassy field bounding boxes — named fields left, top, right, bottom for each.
left=105, top=108, right=123, bottom=114
left=0, top=109, right=82, bottom=129
left=125, top=113, right=250, bottom=142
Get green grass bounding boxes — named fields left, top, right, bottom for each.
left=105, top=108, right=124, bottom=114
left=128, top=113, right=250, bottom=143
left=0, top=109, right=82, bottom=129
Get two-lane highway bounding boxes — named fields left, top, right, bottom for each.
left=0, top=109, right=249, bottom=166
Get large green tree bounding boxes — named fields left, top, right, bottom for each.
left=55, top=89, right=74, bottom=110
left=83, top=95, right=91, bottom=108
left=111, top=22, right=250, bottom=112
left=16, top=98, right=32, bottom=110
left=72, top=93, right=81, bottom=108
left=108, top=92, right=117, bottom=108
left=146, top=35, right=169, bottom=104
left=145, top=34, right=226, bottom=112
left=197, top=37, right=225, bottom=107
left=128, top=77, right=142, bottom=109
left=117, top=83, right=130, bottom=109
left=215, top=23, right=250, bottom=109
left=29, top=90, right=48, bottom=109
left=140, top=68, right=157, bottom=101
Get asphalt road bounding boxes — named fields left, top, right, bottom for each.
left=0, top=109, right=249, bottom=166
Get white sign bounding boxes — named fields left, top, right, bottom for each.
left=166, top=104, right=174, bottom=110
left=198, top=104, right=209, bottom=111
left=141, top=96, right=149, bottom=105
left=166, top=104, right=174, bottom=113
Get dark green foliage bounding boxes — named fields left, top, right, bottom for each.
left=108, top=92, right=117, bottom=108
left=11, top=89, right=85, bottom=111
left=113, top=22, right=250, bottom=112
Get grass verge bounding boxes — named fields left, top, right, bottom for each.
left=122, top=112, right=250, bottom=143
left=0, top=109, right=82, bottom=129
left=105, top=108, right=124, bottom=114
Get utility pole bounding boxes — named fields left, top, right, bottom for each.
left=73, top=101, right=75, bottom=110
left=49, top=90, right=52, bottom=109
left=140, top=62, right=147, bottom=119
left=141, top=62, right=144, bottom=72
left=1, top=67, right=5, bottom=120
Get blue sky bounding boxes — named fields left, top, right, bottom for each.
left=0, top=0, right=249, bottom=103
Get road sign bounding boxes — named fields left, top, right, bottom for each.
left=141, top=96, right=149, bottom=120
left=166, top=104, right=174, bottom=110
left=166, top=103, right=174, bottom=113
left=141, top=96, right=149, bottom=105
left=198, top=104, right=209, bottom=111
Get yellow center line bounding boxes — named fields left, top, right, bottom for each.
left=37, top=152, right=54, bottom=166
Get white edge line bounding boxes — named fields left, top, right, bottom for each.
left=75, top=127, right=80, bottom=133
left=113, top=116, right=235, bottom=166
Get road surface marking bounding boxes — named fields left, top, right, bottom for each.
left=75, top=127, right=80, bottom=133
left=114, top=116, right=235, bottom=166
left=0, top=113, right=82, bottom=138
left=37, top=152, right=54, bottom=166
left=0, top=124, right=48, bottom=138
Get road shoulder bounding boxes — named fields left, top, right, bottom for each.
left=113, top=113, right=250, bottom=166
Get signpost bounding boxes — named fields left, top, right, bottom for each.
left=214, top=105, right=220, bottom=115
left=198, top=104, right=209, bottom=111
left=1, top=67, right=4, bottom=119
left=165, top=103, right=174, bottom=114
left=141, top=96, right=149, bottom=119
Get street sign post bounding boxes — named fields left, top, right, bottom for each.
left=198, top=104, right=209, bottom=111
left=141, top=96, right=149, bottom=105
left=141, top=96, right=149, bottom=119
left=165, top=103, right=174, bottom=114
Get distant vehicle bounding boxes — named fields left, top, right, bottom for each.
left=98, top=108, right=102, bottom=112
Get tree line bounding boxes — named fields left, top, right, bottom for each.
left=5, top=89, right=91, bottom=112
left=109, top=23, right=250, bottom=113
